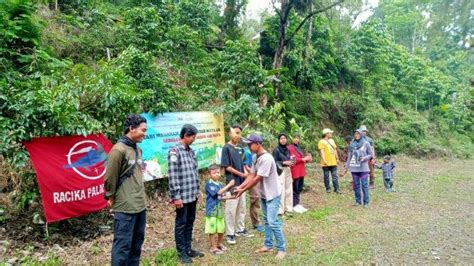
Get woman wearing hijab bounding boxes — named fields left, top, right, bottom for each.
left=288, top=135, right=312, bottom=213
left=272, top=133, right=294, bottom=215
left=344, top=129, right=374, bottom=208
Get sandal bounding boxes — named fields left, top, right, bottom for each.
left=254, top=247, right=273, bottom=254
left=210, top=248, right=223, bottom=255
left=218, top=245, right=228, bottom=251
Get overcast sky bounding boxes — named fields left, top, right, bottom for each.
left=245, top=0, right=380, bottom=27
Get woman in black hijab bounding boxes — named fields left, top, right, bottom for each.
left=272, top=133, right=295, bottom=215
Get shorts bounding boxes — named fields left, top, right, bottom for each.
left=205, top=216, right=225, bottom=234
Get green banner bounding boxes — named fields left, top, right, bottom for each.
left=139, top=112, right=225, bottom=181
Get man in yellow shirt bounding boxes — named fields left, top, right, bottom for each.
left=318, top=128, right=340, bottom=193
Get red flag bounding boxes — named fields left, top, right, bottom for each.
left=24, top=134, right=113, bottom=223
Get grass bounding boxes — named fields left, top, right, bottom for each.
left=307, top=207, right=332, bottom=220
left=2, top=156, right=472, bottom=265
left=177, top=156, right=474, bottom=264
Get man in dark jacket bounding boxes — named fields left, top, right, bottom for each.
left=105, top=114, right=147, bottom=266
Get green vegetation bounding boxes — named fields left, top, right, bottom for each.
left=0, top=0, right=472, bottom=210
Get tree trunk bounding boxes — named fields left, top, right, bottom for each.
left=305, top=5, right=314, bottom=60
left=272, top=0, right=290, bottom=69
left=272, top=0, right=291, bottom=98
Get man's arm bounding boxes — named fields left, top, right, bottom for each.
left=225, top=166, right=246, bottom=178
left=320, top=149, right=328, bottom=165
left=234, top=173, right=262, bottom=198
left=221, top=146, right=246, bottom=178
left=218, top=179, right=235, bottom=194
left=168, top=149, right=183, bottom=208
left=104, top=149, right=122, bottom=203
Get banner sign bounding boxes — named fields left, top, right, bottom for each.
left=24, top=134, right=112, bottom=223
left=139, top=112, right=225, bottom=181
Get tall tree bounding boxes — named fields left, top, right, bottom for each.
left=219, top=0, right=248, bottom=41
left=270, top=0, right=343, bottom=97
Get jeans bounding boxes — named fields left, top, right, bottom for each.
left=292, top=177, right=304, bottom=206
left=261, top=195, right=286, bottom=252
left=352, top=172, right=369, bottom=205
left=175, top=201, right=197, bottom=256
left=322, top=166, right=339, bottom=191
left=112, top=210, right=146, bottom=266
left=383, top=178, right=394, bottom=189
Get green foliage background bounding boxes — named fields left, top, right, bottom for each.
left=1, top=0, right=472, bottom=210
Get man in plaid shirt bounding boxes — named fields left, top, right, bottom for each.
left=168, top=124, right=204, bottom=264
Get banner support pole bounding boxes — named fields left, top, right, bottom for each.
left=45, top=222, right=49, bottom=238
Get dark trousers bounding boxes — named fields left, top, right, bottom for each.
left=322, top=166, right=339, bottom=191
left=175, top=200, right=197, bottom=256
left=111, top=210, right=146, bottom=266
left=352, top=172, right=369, bottom=205
left=292, top=177, right=304, bottom=206
left=383, top=178, right=394, bottom=189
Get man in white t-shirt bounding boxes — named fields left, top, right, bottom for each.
left=234, top=134, right=286, bottom=260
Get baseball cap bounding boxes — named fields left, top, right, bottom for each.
left=242, top=134, right=263, bottom=144
left=359, top=125, right=368, bottom=132
left=322, top=128, right=334, bottom=135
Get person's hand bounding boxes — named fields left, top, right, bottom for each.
left=283, top=160, right=293, bottom=166
left=241, top=172, right=249, bottom=178
left=323, top=160, right=328, bottom=166
left=108, top=198, right=114, bottom=207
left=233, top=186, right=245, bottom=198
left=173, top=199, right=184, bottom=209
left=108, top=198, right=114, bottom=213
left=342, top=168, right=348, bottom=177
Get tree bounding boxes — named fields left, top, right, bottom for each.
left=219, top=0, right=248, bottom=41
left=271, top=0, right=343, bottom=69
left=270, top=0, right=343, bottom=97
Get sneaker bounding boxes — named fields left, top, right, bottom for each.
left=353, top=203, right=361, bottom=207
left=363, top=204, right=369, bottom=208
left=299, top=205, right=308, bottom=212
left=385, top=189, right=390, bottom=192
left=334, top=190, right=342, bottom=194
left=369, top=184, right=375, bottom=189
left=293, top=205, right=303, bottom=214
left=187, top=249, right=204, bottom=258
left=254, top=225, right=265, bottom=233
left=179, top=255, right=193, bottom=264
left=275, top=251, right=286, bottom=259
left=293, top=205, right=307, bottom=213
left=226, top=235, right=236, bottom=244
left=236, top=229, right=254, bottom=238
left=326, top=189, right=331, bottom=193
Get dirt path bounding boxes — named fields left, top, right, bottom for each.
left=1, top=157, right=473, bottom=264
